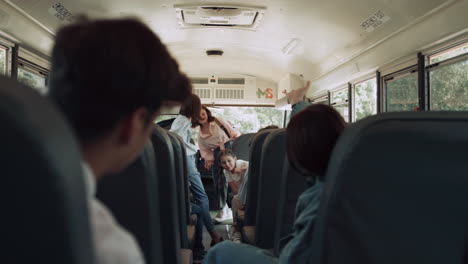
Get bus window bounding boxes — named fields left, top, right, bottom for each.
left=353, top=78, right=377, bottom=121
left=429, top=43, right=468, bottom=111
left=311, top=95, right=329, bottom=105
left=384, top=69, right=418, bottom=112
left=331, top=88, right=349, bottom=122
left=208, top=106, right=284, bottom=134
left=17, top=67, right=47, bottom=94
left=430, top=42, right=468, bottom=64
left=0, top=46, right=6, bottom=75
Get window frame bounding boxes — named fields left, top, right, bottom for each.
left=382, top=65, right=419, bottom=112
left=330, top=85, right=350, bottom=122
left=426, top=53, right=468, bottom=111
left=0, top=37, right=14, bottom=77
left=310, top=91, right=330, bottom=105
left=351, top=76, right=378, bottom=122
left=17, top=58, right=49, bottom=93
left=425, top=40, right=468, bottom=111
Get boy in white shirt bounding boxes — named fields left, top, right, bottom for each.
left=48, top=17, right=190, bottom=263
left=218, top=149, right=249, bottom=243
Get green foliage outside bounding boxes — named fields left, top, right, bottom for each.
left=430, top=59, right=468, bottom=110
left=354, top=79, right=377, bottom=121
left=331, top=88, right=349, bottom=122
left=0, top=48, right=6, bottom=75
left=386, top=73, right=418, bottom=112
left=332, top=88, right=348, bottom=103
left=17, top=68, right=47, bottom=94
left=430, top=45, right=468, bottom=64
left=334, top=104, right=349, bottom=122
left=210, top=106, right=284, bottom=134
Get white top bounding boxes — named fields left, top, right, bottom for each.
left=169, top=115, right=198, bottom=156
left=81, top=162, right=145, bottom=264
left=223, top=159, right=249, bottom=183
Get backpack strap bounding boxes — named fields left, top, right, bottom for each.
left=214, top=118, right=231, bottom=138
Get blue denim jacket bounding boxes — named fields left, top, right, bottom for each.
left=169, top=115, right=198, bottom=156
left=290, top=101, right=309, bottom=119
left=279, top=177, right=322, bottom=263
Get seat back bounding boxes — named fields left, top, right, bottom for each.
left=311, top=112, right=468, bottom=264
left=255, top=129, right=287, bottom=249
left=167, top=132, right=191, bottom=249
left=0, top=76, right=94, bottom=264
left=150, top=125, right=182, bottom=264
left=232, top=133, right=255, bottom=160
left=273, top=159, right=308, bottom=255
left=244, top=129, right=274, bottom=226
left=96, top=141, right=164, bottom=264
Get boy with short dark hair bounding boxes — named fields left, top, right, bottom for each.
left=48, top=17, right=190, bottom=264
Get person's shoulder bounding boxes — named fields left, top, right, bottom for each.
left=299, top=180, right=322, bottom=201
left=171, top=115, right=189, bottom=126
left=237, top=159, right=249, bottom=166
left=174, top=115, right=188, bottom=122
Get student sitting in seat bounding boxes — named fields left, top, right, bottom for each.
left=218, top=149, right=249, bottom=243
left=203, top=82, right=346, bottom=264
left=48, top=17, right=190, bottom=264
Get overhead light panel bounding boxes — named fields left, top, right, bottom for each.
left=174, top=4, right=266, bottom=30
left=282, top=38, right=301, bottom=55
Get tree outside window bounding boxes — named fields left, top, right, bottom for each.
left=353, top=78, right=377, bottom=121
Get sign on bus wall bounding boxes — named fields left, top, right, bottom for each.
left=256, top=79, right=277, bottom=104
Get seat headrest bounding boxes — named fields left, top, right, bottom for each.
left=314, top=112, right=468, bottom=263
left=0, top=75, right=94, bottom=263
left=232, top=133, right=255, bottom=160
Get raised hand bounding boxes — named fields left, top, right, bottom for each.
left=286, top=80, right=310, bottom=105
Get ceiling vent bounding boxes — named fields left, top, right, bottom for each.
left=218, top=78, right=245, bottom=85
left=193, top=88, right=211, bottom=99
left=215, top=88, right=244, bottom=100
left=174, top=4, right=266, bottom=30
left=190, top=77, right=209, bottom=84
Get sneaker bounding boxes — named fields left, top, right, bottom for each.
left=214, top=206, right=233, bottom=223
left=232, top=231, right=242, bottom=243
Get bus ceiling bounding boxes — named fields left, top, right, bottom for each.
left=0, top=0, right=466, bottom=95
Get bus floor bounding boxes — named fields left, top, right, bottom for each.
left=202, top=211, right=233, bottom=250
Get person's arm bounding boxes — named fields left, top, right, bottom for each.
left=290, top=101, right=310, bottom=118
left=218, top=117, right=240, bottom=140
left=287, top=81, right=311, bottom=119
left=233, top=160, right=249, bottom=174
left=233, top=164, right=248, bottom=174
left=169, top=115, right=198, bottom=155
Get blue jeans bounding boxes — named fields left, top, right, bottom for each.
left=203, top=241, right=278, bottom=264
left=187, top=154, right=215, bottom=232
left=191, top=203, right=204, bottom=248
